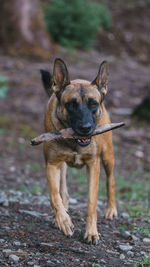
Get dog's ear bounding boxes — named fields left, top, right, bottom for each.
left=40, top=69, right=53, bottom=97
left=92, top=61, right=108, bottom=100
left=53, top=58, right=70, bottom=91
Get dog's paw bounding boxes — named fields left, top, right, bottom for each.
left=84, top=231, right=99, bottom=245
left=105, top=206, right=117, bottom=219
left=54, top=209, right=74, bottom=236
left=84, top=219, right=99, bottom=245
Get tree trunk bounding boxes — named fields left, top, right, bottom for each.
left=0, top=0, right=51, bottom=58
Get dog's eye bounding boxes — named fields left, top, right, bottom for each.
left=65, top=99, right=78, bottom=111
left=88, top=99, right=98, bottom=109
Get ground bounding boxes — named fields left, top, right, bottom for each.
left=0, top=47, right=150, bottom=267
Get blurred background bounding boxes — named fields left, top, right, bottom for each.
left=0, top=0, right=150, bottom=265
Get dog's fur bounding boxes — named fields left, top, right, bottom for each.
left=40, top=59, right=117, bottom=245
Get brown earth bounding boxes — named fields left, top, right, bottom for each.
left=0, top=49, right=150, bottom=266
left=0, top=3, right=150, bottom=266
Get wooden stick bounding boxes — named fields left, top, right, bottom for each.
left=30, top=122, right=125, bottom=146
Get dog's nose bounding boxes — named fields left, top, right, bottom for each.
left=79, top=122, right=92, bottom=133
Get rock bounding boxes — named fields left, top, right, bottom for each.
left=40, top=242, right=53, bottom=247
left=119, top=245, right=133, bottom=252
left=47, top=260, right=55, bottom=266
left=131, top=234, right=138, bottom=241
left=27, top=262, right=34, bottom=266
left=34, top=265, right=40, bottom=267
left=141, top=251, right=146, bottom=256
left=0, top=197, right=6, bottom=205
left=120, top=212, right=130, bottom=218
left=127, top=251, right=134, bottom=257
left=3, top=249, right=12, bottom=257
left=69, top=198, right=77, bottom=204
left=13, top=241, right=21, bottom=246
left=19, top=209, right=43, bottom=218
left=9, top=254, right=19, bottom=264
left=100, top=259, right=106, bottom=264
left=124, top=231, right=131, bottom=238
left=9, top=166, right=16, bottom=172
left=135, top=150, right=144, bottom=158
left=3, top=200, right=9, bottom=207
left=120, top=254, right=125, bottom=260
left=143, top=238, right=150, bottom=245
left=0, top=239, right=5, bottom=243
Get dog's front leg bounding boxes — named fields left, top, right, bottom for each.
left=84, top=158, right=100, bottom=245
left=46, top=163, right=74, bottom=236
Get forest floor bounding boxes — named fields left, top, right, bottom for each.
left=0, top=48, right=150, bottom=267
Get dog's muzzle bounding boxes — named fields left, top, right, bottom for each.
left=75, top=137, right=91, bottom=147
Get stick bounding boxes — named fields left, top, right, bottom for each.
left=30, top=122, right=125, bottom=146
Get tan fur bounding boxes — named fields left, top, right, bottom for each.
left=44, top=68, right=117, bottom=244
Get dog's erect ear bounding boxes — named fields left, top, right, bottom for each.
left=40, top=69, right=53, bottom=97
left=92, top=61, right=108, bottom=99
left=53, top=58, right=70, bottom=90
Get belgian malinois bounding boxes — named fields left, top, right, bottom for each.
left=40, top=58, right=117, bottom=245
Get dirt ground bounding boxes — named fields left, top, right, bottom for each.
left=0, top=47, right=150, bottom=267
left=0, top=3, right=150, bottom=265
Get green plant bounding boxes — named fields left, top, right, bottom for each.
left=44, top=0, right=112, bottom=50
left=92, top=264, right=101, bottom=267
left=120, top=224, right=127, bottom=232
left=0, top=75, right=9, bottom=99
left=134, top=253, right=150, bottom=267
left=116, top=171, right=149, bottom=201
left=18, top=185, right=43, bottom=194
left=136, top=226, right=150, bottom=236
left=123, top=203, right=149, bottom=218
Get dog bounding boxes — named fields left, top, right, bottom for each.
left=40, top=58, right=117, bottom=245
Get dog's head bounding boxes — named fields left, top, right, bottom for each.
left=41, top=58, right=108, bottom=147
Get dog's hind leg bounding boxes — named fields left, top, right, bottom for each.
left=46, top=163, right=74, bottom=236
left=102, top=135, right=117, bottom=219
left=60, top=162, right=69, bottom=211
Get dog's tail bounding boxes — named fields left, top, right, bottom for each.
left=40, top=69, right=53, bottom=97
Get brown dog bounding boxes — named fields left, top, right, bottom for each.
left=40, top=58, right=117, bottom=245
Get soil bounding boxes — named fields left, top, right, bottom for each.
left=0, top=4, right=150, bottom=267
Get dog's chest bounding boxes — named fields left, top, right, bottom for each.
left=67, top=152, right=84, bottom=168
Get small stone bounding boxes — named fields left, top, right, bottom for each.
left=135, top=150, right=144, bottom=158
left=100, top=259, right=106, bottom=263
left=141, top=251, right=146, bottom=256
left=120, top=212, right=130, bottom=218
left=0, top=197, right=6, bottom=205
left=18, top=137, right=25, bottom=144
left=0, top=239, right=5, bottom=243
left=3, top=249, right=12, bottom=257
left=143, top=238, right=150, bottom=245
left=47, top=260, right=55, bottom=266
left=131, top=235, right=138, bottom=241
left=34, top=265, right=40, bottom=267
left=13, top=241, right=21, bottom=246
left=120, top=254, right=125, bottom=260
left=19, top=209, right=42, bottom=218
left=9, top=254, right=19, bottom=264
left=3, top=200, right=9, bottom=207
left=119, top=245, right=133, bottom=252
left=124, top=231, right=131, bottom=237
left=9, top=166, right=16, bottom=172
left=127, top=251, right=134, bottom=257
left=27, top=262, right=34, bottom=266
left=69, top=198, right=77, bottom=204
left=41, top=242, right=53, bottom=247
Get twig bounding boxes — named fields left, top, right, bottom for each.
left=30, top=122, right=125, bottom=146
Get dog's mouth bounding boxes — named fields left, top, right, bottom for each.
left=75, top=137, right=91, bottom=147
